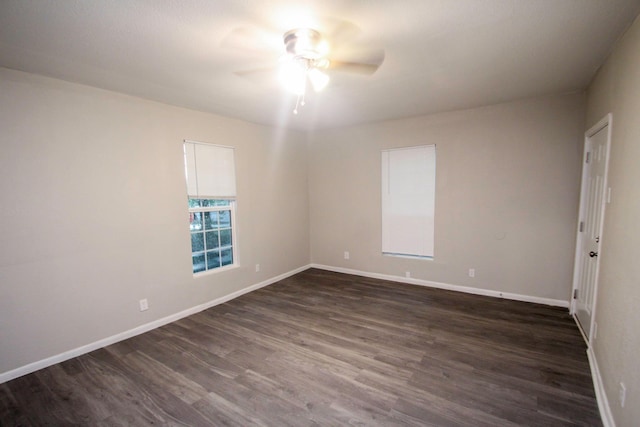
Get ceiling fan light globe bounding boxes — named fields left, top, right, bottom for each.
left=315, top=58, right=330, bottom=69
left=279, top=61, right=307, bottom=95
left=308, top=68, right=330, bottom=92
left=317, top=40, right=330, bottom=56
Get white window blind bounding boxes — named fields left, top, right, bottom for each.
left=184, top=141, right=236, bottom=198
left=381, top=145, right=436, bottom=258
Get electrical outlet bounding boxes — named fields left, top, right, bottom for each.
left=469, top=268, right=475, bottom=278
left=139, top=299, right=149, bottom=312
left=255, top=264, right=260, bottom=272
left=620, top=382, right=626, bottom=407
left=405, top=271, right=411, bottom=278
left=344, top=251, right=350, bottom=260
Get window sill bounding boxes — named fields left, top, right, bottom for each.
left=382, top=253, right=434, bottom=261
left=193, top=263, right=239, bottom=278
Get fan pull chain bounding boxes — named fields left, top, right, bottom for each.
left=293, top=82, right=307, bottom=115
left=293, top=94, right=301, bottom=115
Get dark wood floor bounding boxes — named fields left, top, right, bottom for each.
left=1, top=268, right=601, bottom=426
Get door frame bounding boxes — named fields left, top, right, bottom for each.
left=570, top=113, right=612, bottom=344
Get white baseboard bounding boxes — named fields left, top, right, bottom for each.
left=310, top=264, right=569, bottom=308
left=0, top=264, right=311, bottom=385
left=587, top=346, right=615, bottom=427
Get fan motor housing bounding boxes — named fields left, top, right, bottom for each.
left=283, top=28, right=324, bottom=60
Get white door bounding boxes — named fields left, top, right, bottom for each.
left=572, top=114, right=611, bottom=342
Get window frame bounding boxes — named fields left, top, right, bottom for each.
left=188, top=198, right=237, bottom=275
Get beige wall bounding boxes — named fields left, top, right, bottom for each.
left=585, top=15, right=640, bottom=427
left=0, top=68, right=310, bottom=375
left=309, top=93, right=585, bottom=302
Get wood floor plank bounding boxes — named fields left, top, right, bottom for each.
left=70, top=356, right=170, bottom=426
left=0, top=383, right=32, bottom=427
left=89, top=348, right=216, bottom=425
left=0, top=269, right=601, bottom=426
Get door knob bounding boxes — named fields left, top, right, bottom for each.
left=589, top=251, right=598, bottom=257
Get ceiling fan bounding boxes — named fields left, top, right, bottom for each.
left=228, top=21, right=385, bottom=114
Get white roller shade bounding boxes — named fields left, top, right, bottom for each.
left=382, top=145, right=436, bottom=258
left=184, top=141, right=236, bottom=198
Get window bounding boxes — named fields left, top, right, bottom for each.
left=183, top=141, right=237, bottom=274
left=381, top=145, right=436, bottom=258
left=188, top=199, right=235, bottom=273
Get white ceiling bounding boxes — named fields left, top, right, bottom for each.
left=1, top=1, right=639, bottom=130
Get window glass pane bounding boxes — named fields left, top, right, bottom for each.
left=206, top=250, right=221, bottom=269
left=204, top=211, right=219, bottom=230
left=205, top=231, right=219, bottom=250
left=219, top=228, right=232, bottom=247
left=188, top=198, right=203, bottom=209
left=190, top=212, right=203, bottom=231
left=219, top=210, right=231, bottom=227
left=192, top=254, right=206, bottom=273
left=202, top=199, right=230, bottom=207
left=221, top=248, right=233, bottom=266
left=191, top=233, right=204, bottom=252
